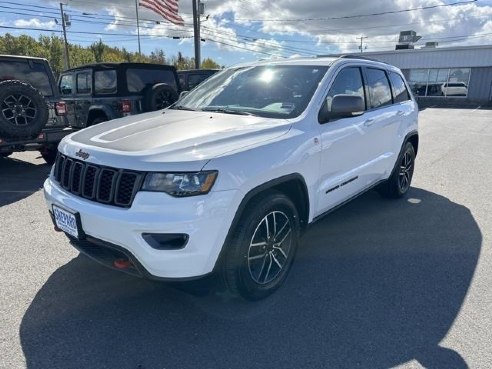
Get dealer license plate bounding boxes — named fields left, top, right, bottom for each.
left=52, top=205, right=79, bottom=238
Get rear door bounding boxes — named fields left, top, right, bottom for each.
left=74, top=70, right=93, bottom=126
left=359, top=67, right=401, bottom=181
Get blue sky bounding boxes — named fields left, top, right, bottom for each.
left=1, top=0, right=492, bottom=66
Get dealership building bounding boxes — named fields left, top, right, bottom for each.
left=328, top=44, right=492, bottom=107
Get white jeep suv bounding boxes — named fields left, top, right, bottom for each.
left=44, top=56, right=418, bottom=300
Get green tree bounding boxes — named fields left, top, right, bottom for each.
left=0, top=33, right=222, bottom=74
left=90, top=39, right=106, bottom=62
left=201, top=58, right=221, bottom=69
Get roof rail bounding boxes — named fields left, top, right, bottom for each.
left=338, top=54, right=380, bottom=62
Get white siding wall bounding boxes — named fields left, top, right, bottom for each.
left=355, top=46, right=492, bottom=69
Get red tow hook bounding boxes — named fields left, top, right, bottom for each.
left=113, top=258, right=133, bottom=269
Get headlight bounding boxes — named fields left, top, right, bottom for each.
left=141, top=171, right=218, bottom=197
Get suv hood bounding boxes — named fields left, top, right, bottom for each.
left=60, top=109, right=291, bottom=171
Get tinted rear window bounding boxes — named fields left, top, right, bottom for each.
left=0, top=60, right=53, bottom=96
left=365, top=68, right=392, bottom=109
left=126, top=68, right=177, bottom=93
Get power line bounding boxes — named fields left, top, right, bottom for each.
left=233, top=0, right=478, bottom=22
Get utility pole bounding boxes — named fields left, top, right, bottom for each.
left=358, top=36, right=368, bottom=53
left=135, top=0, right=141, bottom=55
left=192, top=0, right=201, bottom=69
left=60, top=3, right=70, bottom=69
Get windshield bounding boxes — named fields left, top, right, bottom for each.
left=173, top=65, right=328, bottom=119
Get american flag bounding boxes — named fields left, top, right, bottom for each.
left=140, top=0, right=184, bottom=26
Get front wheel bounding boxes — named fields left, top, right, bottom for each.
left=40, top=144, right=57, bottom=165
left=377, top=141, right=416, bottom=198
left=222, top=191, right=300, bottom=300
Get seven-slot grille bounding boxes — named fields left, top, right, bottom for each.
left=53, top=153, right=144, bottom=208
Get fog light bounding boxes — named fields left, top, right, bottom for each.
left=142, top=233, right=189, bottom=250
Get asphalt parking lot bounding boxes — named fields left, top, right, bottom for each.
left=1, top=107, right=491, bottom=369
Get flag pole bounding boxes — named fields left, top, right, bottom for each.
left=135, top=0, right=142, bottom=55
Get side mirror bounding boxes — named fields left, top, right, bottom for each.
left=319, top=94, right=365, bottom=123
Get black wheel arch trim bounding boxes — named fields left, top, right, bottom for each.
left=404, top=130, right=419, bottom=157
left=212, top=173, right=310, bottom=273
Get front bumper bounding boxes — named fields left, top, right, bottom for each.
left=44, top=176, right=240, bottom=279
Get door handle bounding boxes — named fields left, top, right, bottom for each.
left=396, top=110, right=405, bottom=116
left=363, top=118, right=375, bottom=127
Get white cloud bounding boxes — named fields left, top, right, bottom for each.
left=63, top=0, right=492, bottom=55
left=14, top=18, right=56, bottom=29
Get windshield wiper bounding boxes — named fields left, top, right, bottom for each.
left=201, top=106, right=256, bottom=116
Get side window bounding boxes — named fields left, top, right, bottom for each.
left=94, top=70, right=117, bottom=94
left=365, top=68, right=393, bottom=109
left=326, top=67, right=365, bottom=111
left=389, top=71, right=411, bottom=103
left=59, top=74, right=73, bottom=95
left=76, top=72, right=91, bottom=94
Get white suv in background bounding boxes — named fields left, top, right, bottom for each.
left=44, top=56, right=419, bottom=300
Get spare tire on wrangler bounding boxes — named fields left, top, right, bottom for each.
left=0, top=80, right=48, bottom=139
left=143, top=83, right=178, bottom=112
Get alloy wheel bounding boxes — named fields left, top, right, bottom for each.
left=247, top=210, right=293, bottom=285
left=1, top=94, right=37, bottom=125
left=398, top=150, right=414, bottom=193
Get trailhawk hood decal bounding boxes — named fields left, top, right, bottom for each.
left=60, top=109, right=291, bottom=171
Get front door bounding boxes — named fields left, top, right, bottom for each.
left=315, top=66, right=374, bottom=215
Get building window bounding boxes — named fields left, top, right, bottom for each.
left=408, top=68, right=470, bottom=98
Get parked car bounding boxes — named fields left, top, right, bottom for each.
left=58, top=62, right=180, bottom=129
left=441, top=82, right=468, bottom=96
left=44, top=56, right=419, bottom=300
left=0, top=55, right=71, bottom=164
left=177, top=69, right=219, bottom=91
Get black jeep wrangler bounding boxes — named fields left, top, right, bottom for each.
left=58, top=62, right=180, bottom=128
left=0, top=55, right=71, bottom=164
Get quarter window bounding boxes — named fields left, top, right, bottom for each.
left=76, top=72, right=91, bottom=94
left=388, top=72, right=411, bottom=103
left=326, top=67, right=365, bottom=111
left=365, top=68, right=392, bottom=109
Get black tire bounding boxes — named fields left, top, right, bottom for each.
left=377, top=141, right=416, bottom=198
left=0, top=80, right=48, bottom=139
left=90, top=116, right=107, bottom=126
left=143, top=83, right=178, bottom=112
left=222, top=190, right=300, bottom=300
left=40, top=144, right=58, bottom=165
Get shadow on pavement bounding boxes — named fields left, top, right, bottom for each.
left=20, top=188, right=481, bottom=369
left=0, top=156, right=50, bottom=207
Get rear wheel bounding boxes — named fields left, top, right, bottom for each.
left=89, top=116, right=107, bottom=126
left=222, top=191, right=300, bottom=300
left=377, top=141, right=416, bottom=198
